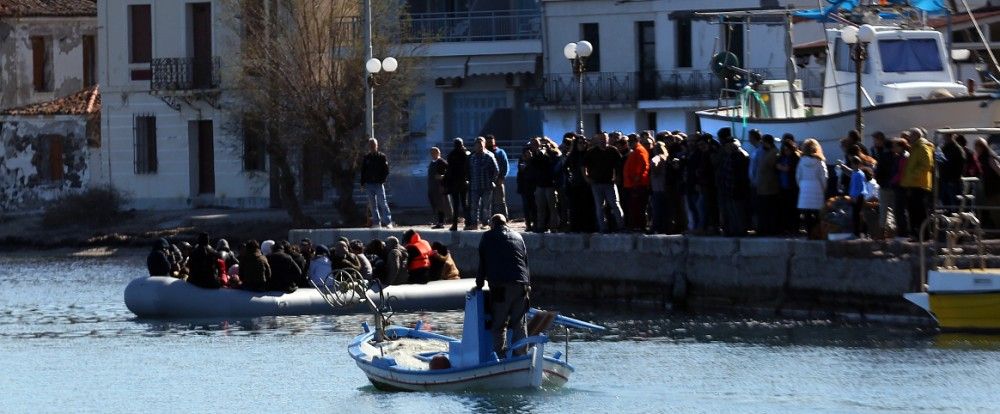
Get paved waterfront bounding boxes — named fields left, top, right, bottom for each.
left=2, top=253, right=1000, bottom=412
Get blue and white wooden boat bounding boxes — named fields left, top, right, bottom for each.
left=347, top=288, right=605, bottom=391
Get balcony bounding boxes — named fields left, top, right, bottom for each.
left=529, top=72, right=638, bottom=108
left=151, top=57, right=221, bottom=92
left=406, top=9, right=541, bottom=42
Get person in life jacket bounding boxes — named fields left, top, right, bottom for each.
left=402, top=229, right=433, bottom=284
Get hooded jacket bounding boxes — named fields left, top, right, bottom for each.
left=147, top=238, right=172, bottom=276
left=404, top=231, right=432, bottom=272
left=901, top=138, right=935, bottom=191
left=237, top=249, right=270, bottom=291
left=188, top=239, right=223, bottom=289
left=384, top=237, right=409, bottom=285
left=623, top=144, right=651, bottom=189
left=266, top=248, right=301, bottom=293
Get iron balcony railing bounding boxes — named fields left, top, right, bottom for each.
left=151, top=56, right=221, bottom=91
left=529, top=72, right=638, bottom=107
left=406, top=9, right=541, bottom=42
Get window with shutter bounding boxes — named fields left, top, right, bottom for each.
left=129, top=5, right=153, bottom=81
left=82, top=35, right=96, bottom=87
left=134, top=115, right=157, bottom=174
left=31, top=36, right=51, bottom=92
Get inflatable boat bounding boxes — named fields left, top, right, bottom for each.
left=123, top=276, right=476, bottom=319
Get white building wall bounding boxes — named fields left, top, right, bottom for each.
left=0, top=16, right=96, bottom=110
left=96, top=0, right=266, bottom=209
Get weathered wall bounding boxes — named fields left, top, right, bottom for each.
left=0, top=16, right=97, bottom=111
left=289, top=228, right=927, bottom=320
left=0, top=115, right=90, bottom=211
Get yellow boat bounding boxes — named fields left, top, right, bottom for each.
left=904, top=269, right=1000, bottom=331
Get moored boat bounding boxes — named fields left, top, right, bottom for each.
left=348, top=288, right=604, bottom=391
left=905, top=269, right=1000, bottom=331
left=123, top=276, right=475, bottom=319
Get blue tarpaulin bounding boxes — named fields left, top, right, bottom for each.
left=794, top=0, right=948, bottom=22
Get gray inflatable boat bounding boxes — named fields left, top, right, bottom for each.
left=124, top=276, right=476, bottom=319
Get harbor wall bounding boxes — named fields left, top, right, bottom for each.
left=289, top=228, right=928, bottom=321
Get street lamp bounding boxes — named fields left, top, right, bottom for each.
left=364, top=56, right=398, bottom=139
left=841, top=24, right=875, bottom=136
left=564, top=40, right=594, bottom=135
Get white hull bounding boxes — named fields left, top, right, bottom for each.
left=356, top=356, right=572, bottom=392
left=697, top=96, right=1000, bottom=159
left=123, top=276, right=475, bottom=318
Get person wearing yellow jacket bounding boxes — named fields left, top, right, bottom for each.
left=900, top=127, right=935, bottom=239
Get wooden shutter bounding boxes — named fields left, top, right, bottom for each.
left=82, top=35, right=96, bottom=87
left=31, top=36, right=47, bottom=91
left=129, top=5, right=152, bottom=64
left=49, top=136, right=64, bottom=181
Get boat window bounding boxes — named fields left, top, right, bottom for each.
left=878, top=39, right=943, bottom=73
left=833, top=38, right=870, bottom=73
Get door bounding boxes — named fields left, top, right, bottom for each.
left=637, top=21, right=656, bottom=99
left=191, top=3, right=213, bottom=88
left=196, top=120, right=215, bottom=194
left=446, top=91, right=508, bottom=142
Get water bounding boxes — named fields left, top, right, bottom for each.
left=2, top=253, right=1000, bottom=413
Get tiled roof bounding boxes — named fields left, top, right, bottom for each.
left=0, top=0, right=96, bottom=18
left=1, top=85, right=100, bottom=116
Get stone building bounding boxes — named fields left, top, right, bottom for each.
left=0, top=0, right=98, bottom=111
left=0, top=85, right=100, bottom=211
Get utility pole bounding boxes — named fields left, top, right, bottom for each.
left=363, top=0, right=374, bottom=139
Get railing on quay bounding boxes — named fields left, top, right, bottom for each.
left=405, top=9, right=541, bottom=42
left=151, top=57, right=221, bottom=91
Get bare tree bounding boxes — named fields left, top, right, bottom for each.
left=222, top=0, right=419, bottom=226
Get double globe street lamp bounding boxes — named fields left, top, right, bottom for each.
left=840, top=24, right=875, bottom=137
left=564, top=40, right=594, bottom=136
left=364, top=56, right=398, bottom=139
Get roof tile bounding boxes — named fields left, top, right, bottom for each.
left=0, top=0, right=96, bottom=18
left=1, top=85, right=100, bottom=116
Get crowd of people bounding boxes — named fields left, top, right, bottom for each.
left=146, top=230, right=461, bottom=291
left=424, top=126, right=1000, bottom=240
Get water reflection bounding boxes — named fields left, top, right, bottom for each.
left=933, top=333, right=1000, bottom=350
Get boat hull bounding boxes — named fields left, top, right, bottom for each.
left=904, top=270, right=1000, bottom=331
left=356, top=356, right=573, bottom=392
left=123, top=276, right=475, bottom=319
left=696, top=95, right=1000, bottom=159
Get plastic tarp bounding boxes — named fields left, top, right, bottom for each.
left=878, top=38, right=944, bottom=72
left=794, top=0, right=947, bottom=22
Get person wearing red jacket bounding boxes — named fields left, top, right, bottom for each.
left=402, top=229, right=432, bottom=284
left=623, top=133, right=651, bottom=231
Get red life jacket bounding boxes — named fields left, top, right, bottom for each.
left=407, top=239, right=432, bottom=271
left=217, top=258, right=230, bottom=287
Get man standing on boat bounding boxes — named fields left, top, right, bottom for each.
left=476, top=214, right=530, bottom=357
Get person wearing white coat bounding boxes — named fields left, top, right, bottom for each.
left=796, top=139, right=828, bottom=239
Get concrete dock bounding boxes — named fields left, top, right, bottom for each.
left=290, top=227, right=941, bottom=323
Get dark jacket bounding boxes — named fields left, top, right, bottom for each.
left=238, top=251, right=271, bottom=291
left=941, top=141, right=967, bottom=182
left=872, top=145, right=896, bottom=186
left=583, top=146, right=622, bottom=184
left=266, top=251, right=301, bottom=293
left=529, top=149, right=558, bottom=188
left=477, top=226, right=530, bottom=287
left=147, top=240, right=172, bottom=276
left=445, top=148, right=470, bottom=194
left=360, top=152, right=389, bottom=184
left=188, top=245, right=223, bottom=289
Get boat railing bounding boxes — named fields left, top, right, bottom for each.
left=715, top=80, right=873, bottom=120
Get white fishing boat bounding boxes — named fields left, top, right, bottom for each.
left=347, top=288, right=604, bottom=391
left=695, top=2, right=1000, bottom=159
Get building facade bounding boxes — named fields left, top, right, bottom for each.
left=535, top=0, right=819, bottom=137
left=95, top=0, right=267, bottom=209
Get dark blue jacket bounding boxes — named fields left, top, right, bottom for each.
left=477, top=227, right=530, bottom=287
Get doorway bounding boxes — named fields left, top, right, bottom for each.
left=190, top=2, right=213, bottom=89
left=190, top=120, right=215, bottom=195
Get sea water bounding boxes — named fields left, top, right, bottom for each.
left=1, top=253, right=999, bottom=413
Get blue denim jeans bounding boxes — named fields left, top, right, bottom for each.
left=591, top=183, right=623, bottom=232
left=468, top=188, right=493, bottom=227
left=365, top=184, right=392, bottom=226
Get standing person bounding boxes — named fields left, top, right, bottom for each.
left=716, top=128, right=751, bottom=237
left=776, top=139, right=801, bottom=235
left=870, top=131, right=895, bottom=238
left=623, top=134, right=651, bottom=231
left=649, top=141, right=670, bottom=234
left=975, top=137, right=1000, bottom=227
left=900, top=128, right=935, bottom=240
left=427, top=147, right=451, bottom=229
left=584, top=132, right=625, bottom=233
left=939, top=133, right=966, bottom=209
left=360, top=138, right=392, bottom=229
left=468, top=137, right=500, bottom=230
left=958, top=135, right=981, bottom=178
left=516, top=145, right=538, bottom=232
left=445, top=138, right=470, bottom=231
left=565, top=135, right=597, bottom=233
left=531, top=139, right=561, bottom=232
left=476, top=214, right=531, bottom=357
left=796, top=139, right=829, bottom=240
left=889, top=137, right=912, bottom=238
left=486, top=135, right=510, bottom=218
left=747, top=129, right=763, bottom=232
left=755, top=134, right=780, bottom=236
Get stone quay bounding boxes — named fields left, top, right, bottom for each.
left=290, top=228, right=940, bottom=324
